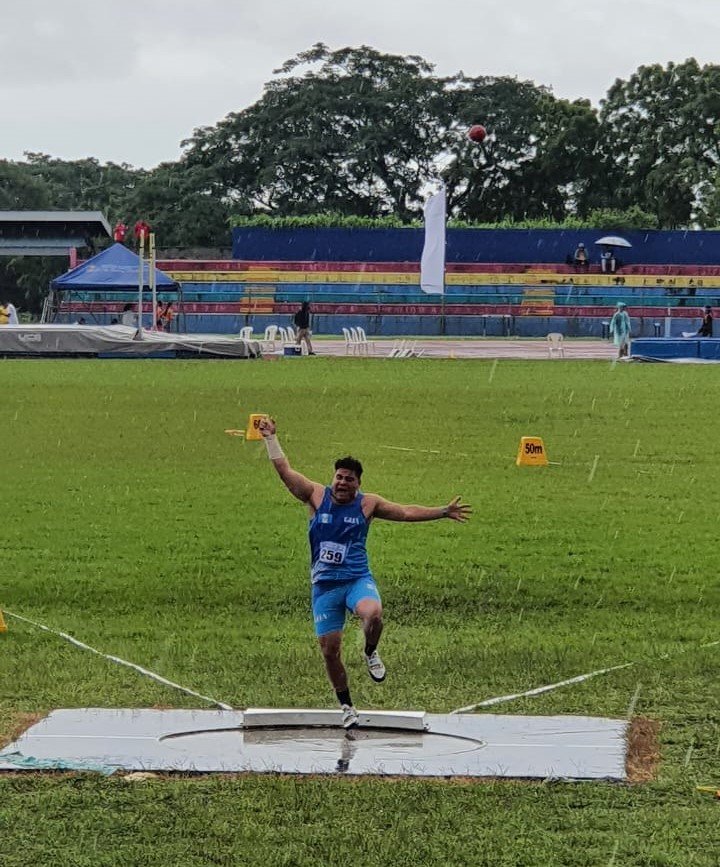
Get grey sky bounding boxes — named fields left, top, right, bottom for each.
left=2, top=0, right=718, bottom=169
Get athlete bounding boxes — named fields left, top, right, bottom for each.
left=259, top=417, right=471, bottom=728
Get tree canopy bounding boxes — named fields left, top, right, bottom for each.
left=4, top=47, right=720, bottom=312
left=599, top=58, right=720, bottom=228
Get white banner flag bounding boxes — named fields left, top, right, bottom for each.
left=420, top=186, right=446, bottom=294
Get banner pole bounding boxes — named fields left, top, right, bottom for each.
left=150, top=233, right=157, bottom=331
left=137, top=233, right=145, bottom=339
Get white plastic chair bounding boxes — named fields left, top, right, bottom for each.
left=279, top=326, right=296, bottom=346
left=386, top=339, right=419, bottom=359
left=355, top=326, right=375, bottom=355
left=386, top=340, right=404, bottom=358
left=350, top=327, right=365, bottom=356
left=343, top=327, right=357, bottom=356
left=262, top=325, right=278, bottom=351
left=547, top=333, right=565, bottom=358
left=239, top=326, right=253, bottom=340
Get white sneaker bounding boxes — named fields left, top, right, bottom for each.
left=364, top=650, right=386, bottom=682
left=341, top=704, right=359, bottom=729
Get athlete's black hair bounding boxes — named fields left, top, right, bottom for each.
left=334, top=456, right=363, bottom=479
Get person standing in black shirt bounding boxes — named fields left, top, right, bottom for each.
left=293, top=301, right=316, bottom=355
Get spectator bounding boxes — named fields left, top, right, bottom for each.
left=6, top=301, right=19, bottom=324
left=697, top=305, right=713, bottom=337
left=0, top=302, right=9, bottom=325
left=608, top=301, right=632, bottom=358
left=134, top=219, right=151, bottom=248
left=113, top=221, right=128, bottom=244
left=600, top=249, right=617, bottom=274
left=121, top=303, right=137, bottom=327
left=156, top=300, right=175, bottom=332
left=572, top=242, right=589, bottom=271
left=293, top=301, right=316, bottom=355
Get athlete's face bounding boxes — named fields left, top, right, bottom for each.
left=331, top=468, right=360, bottom=503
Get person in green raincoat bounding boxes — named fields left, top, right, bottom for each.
left=609, top=301, right=632, bottom=358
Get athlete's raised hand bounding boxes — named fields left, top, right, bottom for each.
left=258, top=416, right=276, bottom=438
left=445, top=496, right=472, bottom=523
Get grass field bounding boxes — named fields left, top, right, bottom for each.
left=1, top=357, right=719, bottom=866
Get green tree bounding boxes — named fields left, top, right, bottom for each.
left=20, top=152, right=143, bottom=219
left=185, top=45, right=604, bottom=224
left=0, top=161, right=54, bottom=312
left=0, top=160, right=53, bottom=209
left=1, top=256, right=59, bottom=317
left=0, top=155, right=144, bottom=314
left=599, top=58, right=720, bottom=227
left=184, top=44, right=456, bottom=220
left=442, top=78, right=601, bottom=221
left=122, top=162, right=233, bottom=247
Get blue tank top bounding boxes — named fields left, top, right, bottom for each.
left=308, top=487, right=372, bottom=583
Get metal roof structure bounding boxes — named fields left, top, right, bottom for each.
left=0, top=211, right=112, bottom=256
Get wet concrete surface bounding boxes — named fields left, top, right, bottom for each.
left=0, top=709, right=628, bottom=779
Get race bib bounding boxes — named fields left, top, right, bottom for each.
left=318, top=541, right=347, bottom=565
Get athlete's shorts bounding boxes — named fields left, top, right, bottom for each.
left=311, top=576, right=382, bottom=637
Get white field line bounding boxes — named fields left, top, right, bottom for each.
left=588, top=454, right=600, bottom=482
left=4, top=610, right=234, bottom=711
left=450, top=663, right=634, bottom=714
left=451, top=638, right=720, bottom=714
left=378, top=444, right=470, bottom=458
left=8, top=610, right=718, bottom=717
left=331, top=441, right=470, bottom=458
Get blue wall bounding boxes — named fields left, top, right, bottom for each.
left=232, top=227, right=720, bottom=265
left=55, top=311, right=703, bottom=339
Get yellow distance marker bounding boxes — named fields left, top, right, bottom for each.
left=516, top=436, right=549, bottom=467
left=0, top=609, right=7, bottom=633
left=224, top=413, right=268, bottom=440
left=245, top=413, right=269, bottom=441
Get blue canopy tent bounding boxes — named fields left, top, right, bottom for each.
left=47, top=243, right=182, bottom=327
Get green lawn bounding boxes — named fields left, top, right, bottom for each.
left=1, top=358, right=718, bottom=866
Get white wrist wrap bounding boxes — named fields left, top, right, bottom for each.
left=265, top=435, right=285, bottom=460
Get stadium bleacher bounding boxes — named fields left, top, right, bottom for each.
left=52, top=227, right=720, bottom=337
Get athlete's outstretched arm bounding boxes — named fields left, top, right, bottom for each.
left=258, top=417, right=323, bottom=505
left=369, top=494, right=471, bottom=523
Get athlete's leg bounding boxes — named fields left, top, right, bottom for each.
left=312, top=583, right=358, bottom=724
left=348, top=578, right=386, bottom=682
left=318, top=630, right=348, bottom=692
left=318, top=631, right=359, bottom=727
left=348, top=577, right=383, bottom=650
left=354, top=597, right=383, bottom=652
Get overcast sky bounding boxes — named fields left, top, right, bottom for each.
left=2, top=0, right=718, bottom=169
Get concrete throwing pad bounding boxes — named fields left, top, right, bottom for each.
left=0, top=709, right=628, bottom=779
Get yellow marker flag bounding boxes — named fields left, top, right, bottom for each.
left=245, top=413, right=268, bottom=441
left=516, top=437, right=549, bottom=467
